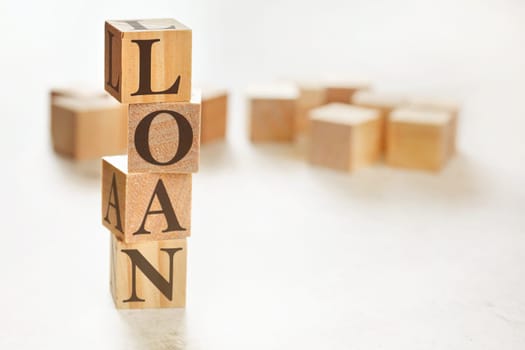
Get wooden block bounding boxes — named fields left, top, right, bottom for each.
left=309, top=103, right=381, bottom=171
left=295, top=84, right=326, bottom=135
left=51, top=96, right=127, bottom=160
left=248, top=84, right=298, bottom=142
left=351, top=91, right=409, bottom=150
left=407, top=97, right=460, bottom=156
left=102, top=155, right=192, bottom=243
left=386, top=108, right=453, bottom=171
left=110, top=234, right=187, bottom=309
left=128, top=91, right=201, bottom=173
left=200, top=89, right=228, bottom=144
left=325, top=81, right=370, bottom=103
left=105, top=18, right=191, bottom=104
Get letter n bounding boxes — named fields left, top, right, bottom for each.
left=121, top=248, right=183, bottom=302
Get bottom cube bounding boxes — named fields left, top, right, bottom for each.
left=110, top=234, right=187, bottom=309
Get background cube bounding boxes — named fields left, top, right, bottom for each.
left=386, top=108, right=454, bottom=171
left=247, top=84, right=298, bottom=142
left=309, top=103, right=381, bottom=171
left=51, top=96, right=126, bottom=160
left=201, top=89, right=228, bottom=144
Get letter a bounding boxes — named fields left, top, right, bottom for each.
left=133, top=179, right=186, bottom=235
left=104, top=173, right=123, bottom=232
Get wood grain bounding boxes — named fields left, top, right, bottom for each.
left=105, top=18, right=191, bottom=104
left=102, top=155, right=192, bottom=243
left=127, top=91, right=201, bottom=173
left=110, top=234, right=187, bottom=309
left=51, top=96, right=127, bottom=160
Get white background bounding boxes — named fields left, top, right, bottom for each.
left=0, top=0, right=524, bottom=349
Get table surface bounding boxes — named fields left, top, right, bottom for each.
left=1, top=1, right=524, bottom=348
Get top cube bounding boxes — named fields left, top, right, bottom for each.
left=105, top=18, right=192, bottom=104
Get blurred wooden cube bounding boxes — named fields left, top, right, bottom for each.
left=309, top=103, right=381, bottom=171
left=110, top=234, right=187, bottom=309
left=295, top=83, right=326, bottom=135
left=407, top=97, right=460, bottom=156
left=51, top=96, right=126, bottom=160
left=201, top=89, right=228, bottom=144
left=248, top=84, right=298, bottom=142
left=386, top=108, right=454, bottom=171
left=351, top=91, right=409, bottom=149
left=325, top=81, right=370, bottom=103
left=102, top=155, right=192, bottom=243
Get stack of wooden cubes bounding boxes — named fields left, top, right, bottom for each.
left=101, top=18, right=200, bottom=309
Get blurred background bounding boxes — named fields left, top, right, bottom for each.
left=1, top=0, right=524, bottom=349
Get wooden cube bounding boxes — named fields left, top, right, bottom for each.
left=110, top=234, right=187, bottom=309
left=295, top=84, right=326, bottom=135
left=309, top=103, right=381, bottom=171
left=248, top=84, right=298, bottom=142
left=128, top=91, right=201, bottom=173
left=325, top=81, right=370, bottom=103
left=351, top=91, right=409, bottom=149
left=105, top=18, right=191, bottom=104
left=201, top=89, right=228, bottom=144
left=386, top=108, right=454, bottom=171
left=102, top=155, right=192, bottom=243
left=51, top=96, right=126, bottom=160
left=407, top=97, right=460, bottom=156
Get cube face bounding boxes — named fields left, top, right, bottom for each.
left=351, top=120, right=382, bottom=168
left=111, top=235, right=187, bottom=309
left=102, top=156, right=192, bottom=243
left=105, top=19, right=192, bottom=104
left=310, top=120, right=352, bottom=171
left=51, top=97, right=126, bottom=160
left=201, top=92, right=228, bottom=144
left=128, top=94, right=201, bottom=173
left=296, top=87, right=326, bottom=134
left=386, top=121, right=448, bottom=171
left=249, top=99, right=295, bottom=142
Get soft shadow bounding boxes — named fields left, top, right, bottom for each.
left=52, top=153, right=101, bottom=184
left=249, top=141, right=308, bottom=163
left=199, top=141, right=238, bottom=171
left=119, top=309, right=187, bottom=350
left=308, top=152, right=485, bottom=203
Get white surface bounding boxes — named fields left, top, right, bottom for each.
left=1, top=0, right=525, bottom=349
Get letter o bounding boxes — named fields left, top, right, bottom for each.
left=134, top=110, right=193, bottom=165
